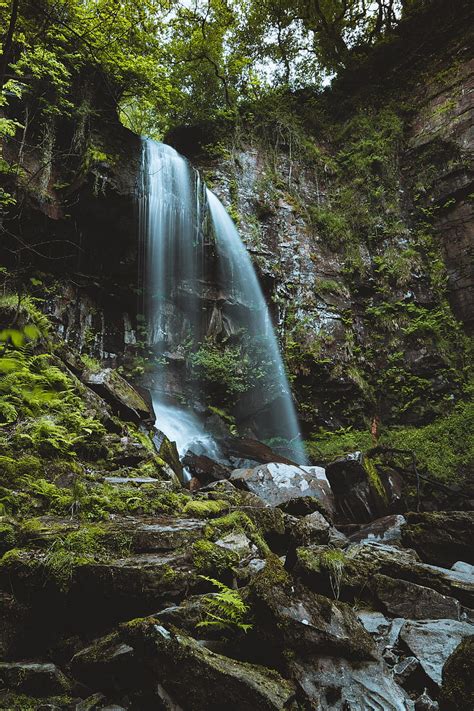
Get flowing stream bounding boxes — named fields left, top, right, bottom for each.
left=140, top=138, right=306, bottom=463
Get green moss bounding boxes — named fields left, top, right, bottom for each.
left=183, top=499, right=230, bottom=518
left=192, top=539, right=239, bottom=577
left=0, top=523, right=16, bottom=554
left=206, top=511, right=270, bottom=556
left=363, top=455, right=387, bottom=501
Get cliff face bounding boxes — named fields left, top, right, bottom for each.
left=1, top=1, right=472, bottom=437
left=171, top=1, right=473, bottom=433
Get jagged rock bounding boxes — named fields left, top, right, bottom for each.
left=128, top=517, right=206, bottom=552
left=75, top=551, right=199, bottom=619
left=393, top=656, right=421, bottom=686
left=83, top=368, right=153, bottom=423
left=349, top=514, right=406, bottom=544
left=452, top=561, right=474, bottom=575
left=215, top=532, right=256, bottom=557
left=71, top=632, right=149, bottom=693
left=154, top=432, right=184, bottom=484
left=0, top=662, right=71, bottom=696
left=414, top=690, right=439, bottom=710
left=401, top=512, right=474, bottom=568
left=220, top=437, right=297, bottom=466
left=439, top=635, right=474, bottom=710
left=182, top=450, right=231, bottom=485
left=277, top=494, right=335, bottom=521
left=290, top=511, right=331, bottom=546
left=400, top=619, right=474, bottom=687
left=325, top=452, right=404, bottom=523
left=230, top=462, right=335, bottom=514
left=371, top=574, right=461, bottom=620
left=295, top=541, right=474, bottom=608
left=248, top=557, right=375, bottom=661
left=289, top=656, right=414, bottom=710
left=121, top=619, right=296, bottom=710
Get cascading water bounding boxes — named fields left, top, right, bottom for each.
left=206, top=190, right=307, bottom=464
left=140, top=138, right=306, bottom=464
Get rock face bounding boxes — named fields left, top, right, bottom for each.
left=231, top=462, right=335, bottom=515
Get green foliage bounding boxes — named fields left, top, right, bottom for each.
left=197, top=576, right=252, bottom=633
left=192, top=540, right=239, bottom=577
left=307, top=399, right=473, bottom=482
left=385, top=400, right=474, bottom=482
left=306, top=427, right=373, bottom=462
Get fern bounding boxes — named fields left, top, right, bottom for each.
left=197, top=576, right=253, bottom=633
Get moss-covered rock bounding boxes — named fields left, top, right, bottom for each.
left=439, top=635, right=474, bottom=710
left=121, top=618, right=296, bottom=710
left=401, top=511, right=474, bottom=567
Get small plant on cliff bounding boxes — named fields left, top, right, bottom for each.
left=197, top=576, right=252, bottom=633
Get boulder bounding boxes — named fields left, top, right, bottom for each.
left=83, top=368, right=153, bottom=423
left=401, top=512, right=474, bottom=568
left=371, top=574, right=461, bottom=620
left=71, top=632, right=149, bottom=693
left=290, top=511, right=331, bottom=546
left=349, top=514, right=406, bottom=544
left=0, top=662, right=71, bottom=696
left=230, top=462, right=335, bottom=515
left=400, top=619, right=474, bottom=687
left=182, top=450, right=231, bottom=485
left=294, top=541, right=474, bottom=608
left=325, top=452, right=404, bottom=523
left=122, top=619, right=296, bottom=710
left=289, top=656, right=414, bottom=710
left=439, top=635, right=474, bottom=709
left=74, top=551, right=200, bottom=620
left=219, top=437, right=297, bottom=465
left=154, top=431, right=184, bottom=483
left=248, top=557, right=375, bottom=661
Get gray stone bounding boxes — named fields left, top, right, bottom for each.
left=0, top=662, right=71, bottom=696
left=414, top=690, right=439, bottom=710
left=452, top=561, right=474, bottom=576
left=349, top=514, right=406, bottom=544
left=83, top=367, right=153, bottom=422
left=393, top=656, right=420, bottom=684
left=292, top=511, right=331, bottom=545
left=122, top=619, right=296, bottom=710
left=231, top=462, right=335, bottom=514
left=400, top=619, right=474, bottom=686
left=372, top=574, right=461, bottom=620
left=290, top=656, right=414, bottom=710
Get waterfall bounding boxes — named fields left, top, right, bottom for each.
left=140, top=138, right=306, bottom=464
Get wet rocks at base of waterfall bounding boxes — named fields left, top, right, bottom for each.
left=325, top=451, right=405, bottom=523
left=82, top=368, right=154, bottom=424
left=181, top=450, right=231, bottom=486
left=230, top=461, right=336, bottom=517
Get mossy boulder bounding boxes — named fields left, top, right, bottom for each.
left=325, top=452, right=404, bottom=524
left=247, top=555, right=375, bottom=661
left=121, top=618, right=296, bottom=710
left=439, top=635, right=474, bottom=710
left=83, top=368, right=153, bottom=424
left=401, top=511, right=474, bottom=567
left=0, top=662, right=71, bottom=697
